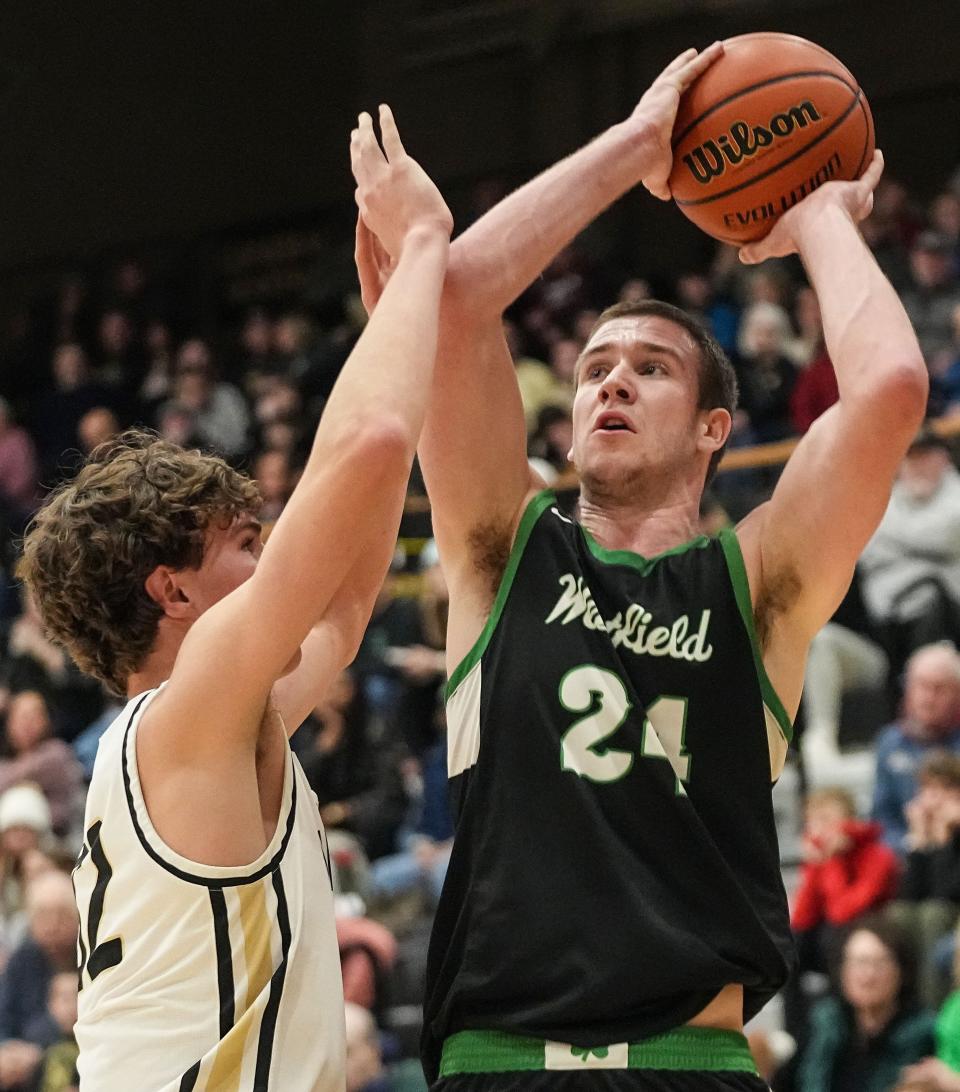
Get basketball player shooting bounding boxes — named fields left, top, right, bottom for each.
left=354, top=45, right=928, bottom=1092
left=19, top=106, right=451, bottom=1092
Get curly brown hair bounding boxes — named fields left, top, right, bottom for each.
left=18, top=430, right=261, bottom=695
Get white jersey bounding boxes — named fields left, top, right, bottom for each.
left=74, top=688, right=345, bottom=1091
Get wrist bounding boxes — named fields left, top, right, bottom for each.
left=402, top=221, right=452, bottom=251
left=611, top=116, right=661, bottom=179
left=793, top=200, right=858, bottom=257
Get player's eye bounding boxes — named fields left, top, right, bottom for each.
left=242, top=536, right=258, bottom=553
left=641, top=361, right=665, bottom=375
left=586, top=365, right=606, bottom=380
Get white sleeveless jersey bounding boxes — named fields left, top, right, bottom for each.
left=73, top=688, right=345, bottom=1091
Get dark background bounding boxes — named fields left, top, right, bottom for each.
left=0, top=0, right=957, bottom=301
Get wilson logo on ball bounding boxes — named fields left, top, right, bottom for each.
left=682, top=100, right=823, bottom=184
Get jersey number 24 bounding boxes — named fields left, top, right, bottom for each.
left=559, top=665, right=691, bottom=794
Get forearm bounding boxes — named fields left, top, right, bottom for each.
left=796, top=206, right=927, bottom=412
left=447, top=120, right=657, bottom=317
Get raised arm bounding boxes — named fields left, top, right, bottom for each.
left=355, top=48, right=723, bottom=655
left=736, top=152, right=929, bottom=644
left=154, top=107, right=453, bottom=754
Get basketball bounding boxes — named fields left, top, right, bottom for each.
left=669, top=32, right=875, bottom=244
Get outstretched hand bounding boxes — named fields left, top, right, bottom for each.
left=350, top=104, right=453, bottom=262
left=634, top=42, right=725, bottom=201
left=738, top=150, right=885, bottom=265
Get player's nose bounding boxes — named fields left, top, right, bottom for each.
left=598, top=364, right=636, bottom=403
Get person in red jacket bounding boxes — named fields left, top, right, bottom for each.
left=786, top=787, right=902, bottom=1045
left=793, top=786, right=901, bottom=934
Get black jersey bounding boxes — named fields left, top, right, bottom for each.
left=422, top=491, right=795, bottom=1081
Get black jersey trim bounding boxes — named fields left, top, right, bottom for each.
left=178, top=1061, right=201, bottom=1091
left=580, top=527, right=711, bottom=573
left=121, top=692, right=299, bottom=888
left=252, top=869, right=291, bottom=1091
left=718, top=527, right=794, bottom=743
left=446, top=489, right=557, bottom=700
left=209, top=888, right=235, bottom=1038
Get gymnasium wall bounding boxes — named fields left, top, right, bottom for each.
left=0, top=0, right=956, bottom=275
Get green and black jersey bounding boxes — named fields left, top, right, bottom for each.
left=422, top=491, right=795, bottom=1081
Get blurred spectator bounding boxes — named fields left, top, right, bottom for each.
left=792, top=787, right=900, bottom=941
left=137, top=319, right=175, bottom=409
left=237, top=307, right=279, bottom=396
left=166, top=338, right=251, bottom=458
left=0, top=402, right=38, bottom=522
left=529, top=405, right=574, bottom=480
left=899, top=940, right=960, bottom=1091
left=860, top=431, right=960, bottom=672
left=93, top=309, right=141, bottom=398
left=296, top=670, right=407, bottom=861
left=931, top=304, right=960, bottom=413
left=675, top=272, right=740, bottom=357
left=547, top=337, right=581, bottom=390
left=872, top=644, right=960, bottom=854
left=0, top=785, right=52, bottom=962
left=788, top=285, right=825, bottom=368
left=344, top=1000, right=425, bottom=1092
left=337, top=916, right=398, bottom=1013
left=888, top=753, right=960, bottom=1007
left=155, top=401, right=204, bottom=449
left=33, top=344, right=112, bottom=482
left=0, top=871, right=78, bottom=1091
left=504, top=319, right=560, bottom=431
left=735, top=302, right=798, bottom=442
left=790, top=348, right=840, bottom=435
left=902, top=231, right=960, bottom=372
left=0, top=693, right=83, bottom=838
left=797, top=918, right=935, bottom=1092
left=0, top=590, right=104, bottom=743
left=23, top=970, right=77, bottom=1090
left=76, top=407, right=119, bottom=456
left=254, top=448, right=294, bottom=523
left=801, top=573, right=889, bottom=773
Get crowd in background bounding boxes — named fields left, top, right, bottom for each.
left=0, top=161, right=957, bottom=1092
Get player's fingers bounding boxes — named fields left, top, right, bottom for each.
left=355, top=111, right=388, bottom=178
left=378, top=103, right=406, bottom=161
left=676, top=40, right=724, bottom=88
left=659, top=47, right=698, bottom=78
left=643, top=179, right=672, bottom=202
left=859, top=148, right=884, bottom=192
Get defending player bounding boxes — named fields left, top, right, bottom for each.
left=19, top=107, right=450, bottom=1092
left=354, top=46, right=928, bottom=1091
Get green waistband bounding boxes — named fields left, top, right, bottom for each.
left=440, top=1027, right=758, bottom=1077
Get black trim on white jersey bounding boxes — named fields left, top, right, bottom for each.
left=120, top=692, right=298, bottom=888
left=178, top=1060, right=200, bottom=1091
left=209, top=888, right=235, bottom=1038
left=253, top=870, right=291, bottom=1091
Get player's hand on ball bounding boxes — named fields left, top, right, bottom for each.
left=738, top=150, right=884, bottom=265
left=350, top=104, right=453, bottom=261
left=633, top=41, right=724, bottom=201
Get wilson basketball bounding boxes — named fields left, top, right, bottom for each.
left=669, top=32, right=874, bottom=244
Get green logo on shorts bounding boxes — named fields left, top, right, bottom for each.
left=570, top=1046, right=609, bottom=1062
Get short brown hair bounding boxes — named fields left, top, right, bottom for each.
left=587, top=300, right=739, bottom=486
left=918, top=751, right=960, bottom=791
left=18, top=430, right=260, bottom=695
left=804, top=786, right=857, bottom=817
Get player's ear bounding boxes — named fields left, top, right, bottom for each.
left=144, top=565, right=192, bottom=620
left=699, top=407, right=731, bottom=455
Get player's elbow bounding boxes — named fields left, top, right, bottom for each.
left=877, top=357, right=929, bottom=432
left=347, top=413, right=417, bottom=466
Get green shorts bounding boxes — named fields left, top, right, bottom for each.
left=433, top=1027, right=768, bottom=1091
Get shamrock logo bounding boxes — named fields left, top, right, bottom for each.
left=570, top=1046, right=609, bottom=1062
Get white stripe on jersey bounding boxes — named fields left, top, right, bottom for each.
left=74, top=688, right=345, bottom=1091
